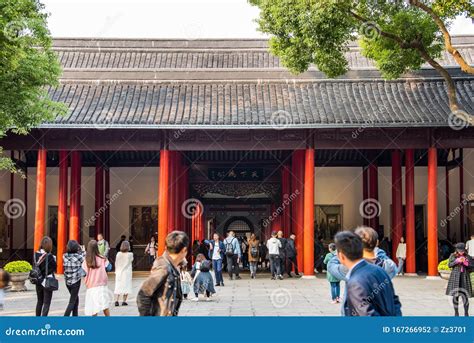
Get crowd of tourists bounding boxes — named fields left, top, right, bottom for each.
left=0, top=229, right=473, bottom=317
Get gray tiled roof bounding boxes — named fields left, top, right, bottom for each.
left=54, top=37, right=474, bottom=70
left=43, top=37, right=474, bottom=129
left=44, top=79, right=474, bottom=129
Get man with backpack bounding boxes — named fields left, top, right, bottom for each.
left=137, top=231, right=189, bottom=316
left=224, top=231, right=241, bottom=280
left=327, top=226, right=398, bottom=282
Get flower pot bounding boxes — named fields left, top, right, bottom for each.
left=438, top=270, right=451, bottom=280
left=9, top=272, right=30, bottom=291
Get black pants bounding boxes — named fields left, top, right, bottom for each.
left=314, top=256, right=324, bottom=271
left=287, top=256, right=299, bottom=275
left=35, top=284, right=53, bottom=316
left=269, top=254, right=281, bottom=277
left=453, top=294, right=469, bottom=316
left=279, top=255, right=286, bottom=275
left=226, top=255, right=239, bottom=278
left=64, top=280, right=81, bottom=316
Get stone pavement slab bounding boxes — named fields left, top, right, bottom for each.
left=0, top=273, right=466, bottom=317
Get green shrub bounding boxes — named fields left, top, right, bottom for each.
left=437, top=259, right=451, bottom=271
left=3, top=260, right=32, bottom=273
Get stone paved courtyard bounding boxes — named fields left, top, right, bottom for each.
left=0, top=272, right=466, bottom=317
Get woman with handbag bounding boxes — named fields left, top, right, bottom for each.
left=82, top=240, right=112, bottom=316
left=34, top=236, right=57, bottom=316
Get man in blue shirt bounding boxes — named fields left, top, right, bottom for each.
left=224, top=231, right=241, bottom=280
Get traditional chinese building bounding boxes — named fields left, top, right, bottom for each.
left=1, top=36, right=473, bottom=277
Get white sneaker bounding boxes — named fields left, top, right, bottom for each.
left=192, top=297, right=199, bottom=302
left=206, top=297, right=211, bottom=302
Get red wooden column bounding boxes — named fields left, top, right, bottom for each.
left=362, top=166, right=369, bottom=227
left=69, top=151, right=82, bottom=242
left=445, top=165, right=450, bottom=240
left=174, top=153, right=182, bottom=231
left=291, top=150, right=305, bottom=271
left=182, top=163, right=190, bottom=236
left=104, top=168, right=110, bottom=242
left=427, top=147, right=439, bottom=277
left=303, top=148, right=315, bottom=277
left=405, top=149, right=416, bottom=274
left=157, top=150, right=170, bottom=256
left=94, top=163, right=104, bottom=236
left=57, top=151, right=68, bottom=274
left=199, top=204, right=206, bottom=240
left=167, top=151, right=176, bottom=233
left=34, top=149, right=47, bottom=251
left=391, top=150, right=403, bottom=260
left=368, top=163, right=379, bottom=233
left=281, top=165, right=291, bottom=237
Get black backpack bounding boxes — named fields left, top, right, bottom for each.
left=225, top=238, right=235, bottom=257
left=250, top=244, right=258, bottom=258
left=29, top=253, right=45, bottom=285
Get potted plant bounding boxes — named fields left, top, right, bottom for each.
left=3, top=261, right=32, bottom=291
left=437, top=259, right=451, bottom=280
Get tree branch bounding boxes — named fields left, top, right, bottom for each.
left=409, top=0, right=474, bottom=75
left=349, top=10, right=473, bottom=125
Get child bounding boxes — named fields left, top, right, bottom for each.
left=323, top=243, right=341, bottom=304
left=179, top=261, right=193, bottom=299
left=191, top=254, right=216, bottom=302
left=82, top=240, right=112, bottom=316
left=0, top=269, right=10, bottom=310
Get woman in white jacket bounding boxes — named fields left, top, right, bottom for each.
left=396, top=237, right=407, bottom=276
left=114, top=241, right=134, bottom=306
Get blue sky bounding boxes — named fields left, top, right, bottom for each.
left=43, top=0, right=473, bottom=38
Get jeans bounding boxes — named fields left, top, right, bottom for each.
left=397, top=258, right=405, bottom=275
left=249, top=261, right=257, bottom=276
left=64, top=280, right=81, bottom=316
left=212, top=259, right=223, bottom=284
left=287, top=256, right=299, bottom=275
left=226, top=255, right=239, bottom=278
left=269, top=254, right=281, bottom=277
left=148, top=255, right=155, bottom=266
left=35, top=284, right=53, bottom=316
left=330, top=282, right=340, bottom=300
